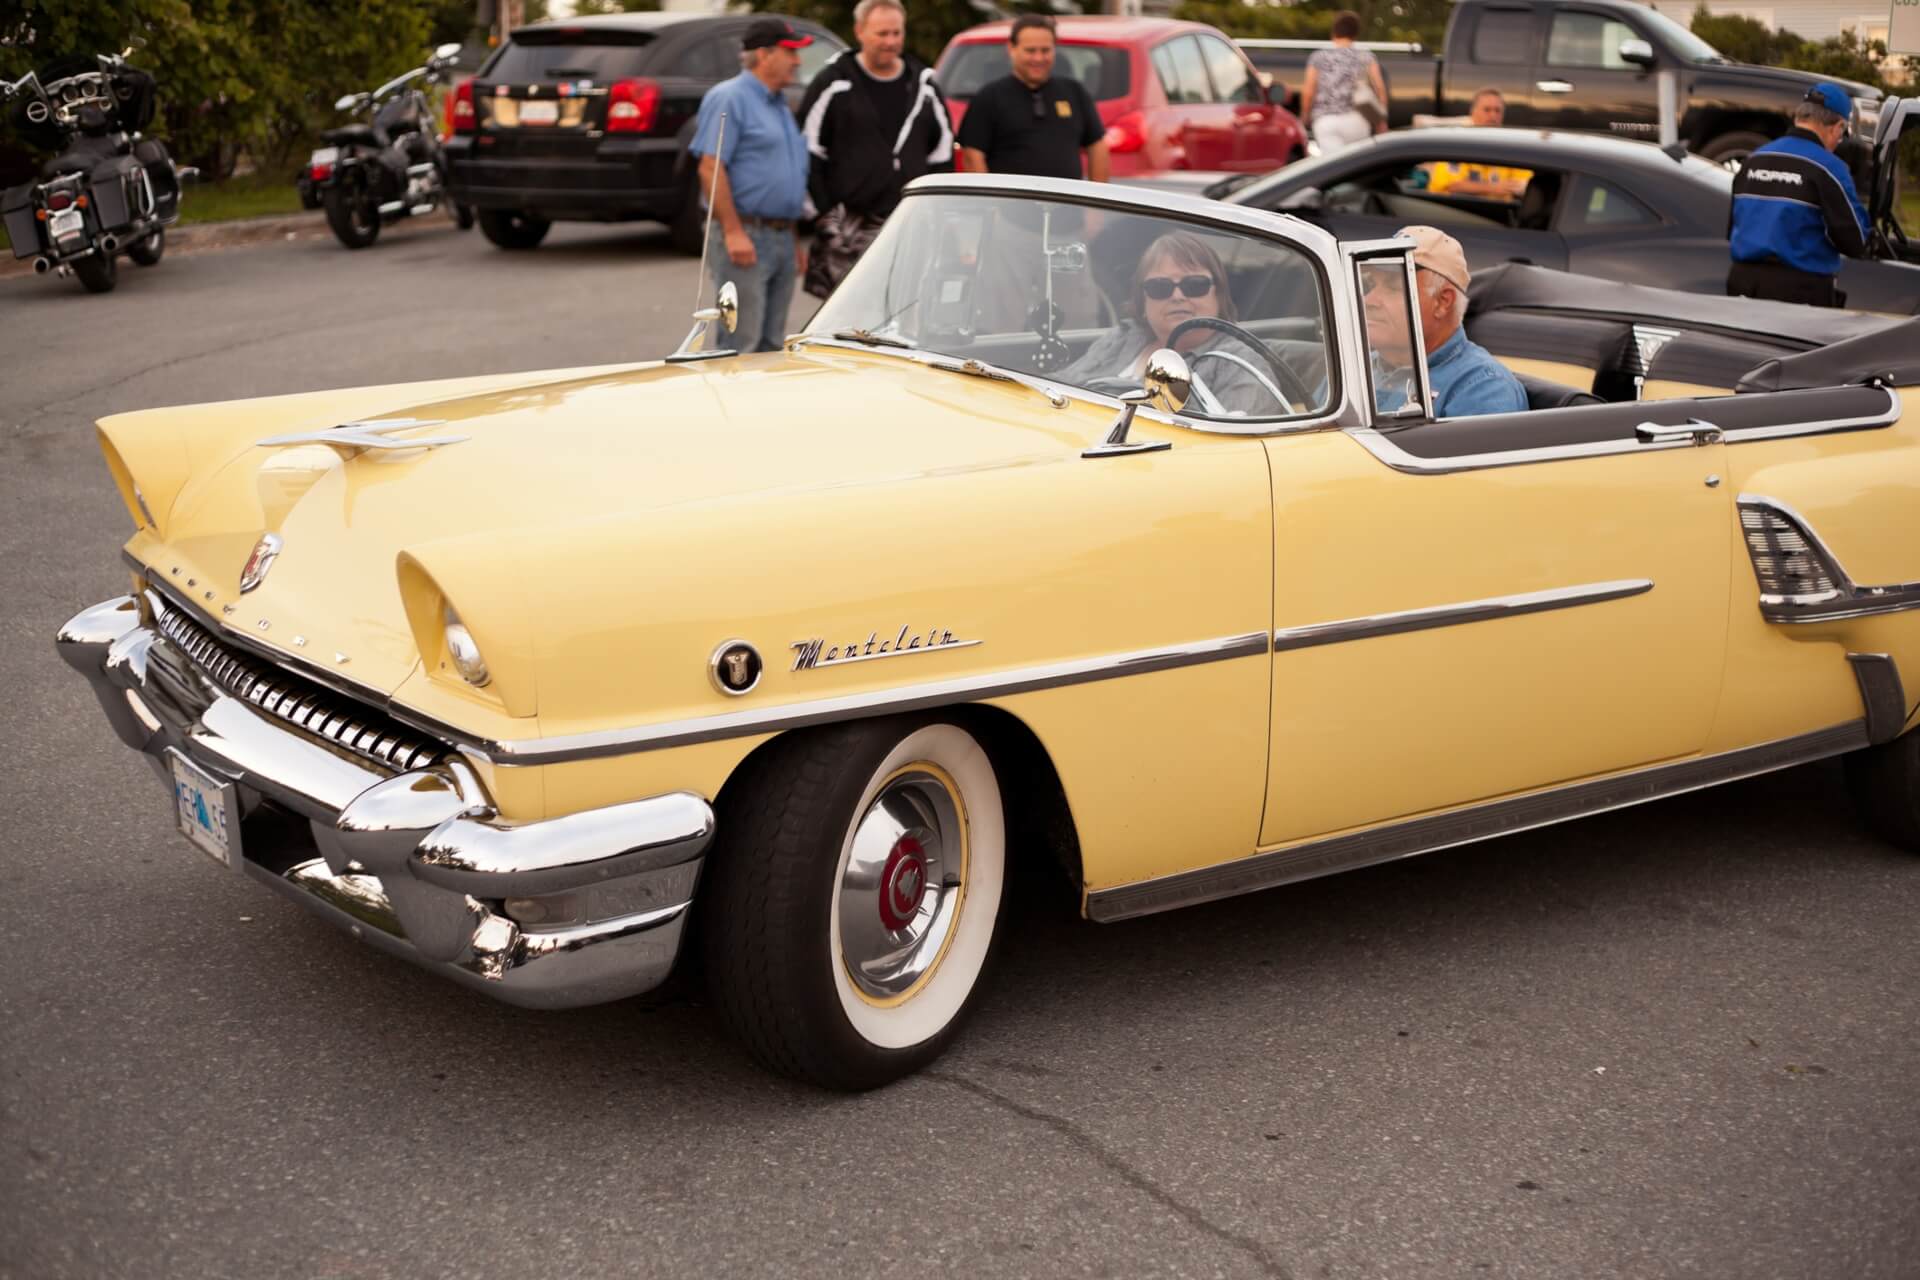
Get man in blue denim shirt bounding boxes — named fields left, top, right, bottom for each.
left=1366, top=225, right=1527, bottom=418
left=691, top=18, right=813, bottom=352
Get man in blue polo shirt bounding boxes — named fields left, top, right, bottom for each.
left=691, top=18, right=813, bottom=351
left=1727, top=84, right=1869, bottom=308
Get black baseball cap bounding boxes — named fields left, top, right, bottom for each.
left=742, top=17, right=813, bottom=51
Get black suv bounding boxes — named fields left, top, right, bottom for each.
left=444, top=13, right=843, bottom=253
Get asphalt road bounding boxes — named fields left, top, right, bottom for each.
left=4, top=219, right=1918, bottom=1280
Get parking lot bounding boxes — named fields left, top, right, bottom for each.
left=3, top=219, right=1918, bottom=1279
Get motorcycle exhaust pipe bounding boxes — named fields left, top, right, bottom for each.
left=33, top=256, right=51, bottom=274
left=100, top=233, right=120, bottom=253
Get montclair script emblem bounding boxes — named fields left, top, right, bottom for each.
left=791, top=625, right=981, bottom=672
left=238, top=533, right=283, bottom=594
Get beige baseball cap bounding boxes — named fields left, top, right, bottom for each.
left=1397, top=225, right=1470, bottom=294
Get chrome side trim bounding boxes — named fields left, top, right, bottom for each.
left=1719, top=384, right=1900, bottom=443
left=1345, top=424, right=1699, bottom=475
left=1273, top=579, right=1652, bottom=652
left=1087, top=721, right=1870, bottom=922
left=1848, top=654, right=1909, bottom=746
left=1345, top=385, right=1900, bottom=475
left=1738, top=494, right=1920, bottom=623
left=490, top=631, right=1272, bottom=766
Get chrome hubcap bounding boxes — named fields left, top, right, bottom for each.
left=838, top=768, right=965, bottom=1001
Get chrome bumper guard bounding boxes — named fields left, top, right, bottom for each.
left=57, top=595, right=715, bottom=1009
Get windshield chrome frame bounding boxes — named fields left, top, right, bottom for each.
left=794, top=173, right=1371, bottom=439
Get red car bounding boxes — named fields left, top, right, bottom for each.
left=936, top=16, right=1304, bottom=177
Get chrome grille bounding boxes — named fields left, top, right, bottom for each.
left=151, top=596, right=447, bottom=772
left=1739, top=503, right=1839, bottom=600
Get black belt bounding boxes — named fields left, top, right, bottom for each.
left=721, top=213, right=796, bottom=231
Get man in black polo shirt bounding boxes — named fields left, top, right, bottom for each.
left=957, top=15, right=1109, bottom=182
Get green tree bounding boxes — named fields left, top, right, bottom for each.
left=573, top=0, right=663, bottom=14
left=742, top=0, right=1050, bottom=69
left=1173, top=0, right=1453, bottom=49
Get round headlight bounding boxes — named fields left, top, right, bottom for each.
left=443, top=611, right=490, bottom=687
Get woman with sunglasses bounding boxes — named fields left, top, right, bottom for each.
left=1058, top=232, right=1286, bottom=415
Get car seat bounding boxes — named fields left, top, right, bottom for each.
left=1515, top=371, right=1603, bottom=409
left=1515, top=173, right=1561, bottom=231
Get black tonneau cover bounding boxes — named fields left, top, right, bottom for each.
left=1737, top=320, right=1920, bottom=391
left=1467, top=263, right=1914, bottom=389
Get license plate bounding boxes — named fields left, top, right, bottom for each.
left=309, top=146, right=338, bottom=166
left=49, top=208, right=82, bottom=238
left=170, top=750, right=239, bottom=868
left=520, top=99, right=558, bottom=125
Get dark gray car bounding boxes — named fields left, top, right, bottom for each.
left=1212, top=126, right=1920, bottom=315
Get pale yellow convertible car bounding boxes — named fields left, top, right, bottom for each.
left=59, top=176, right=1920, bottom=1089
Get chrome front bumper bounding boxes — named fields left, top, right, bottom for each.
left=57, top=594, right=715, bottom=1009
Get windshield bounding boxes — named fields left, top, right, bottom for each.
left=807, top=192, right=1334, bottom=422
left=1637, top=9, right=1726, bottom=64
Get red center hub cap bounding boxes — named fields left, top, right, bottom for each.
left=878, top=834, right=929, bottom=931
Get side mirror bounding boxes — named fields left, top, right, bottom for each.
left=1140, top=347, right=1192, bottom=415
left=715, top=280, right=738, bottom=335
left=1084, top=348, right=1187, bottom=457
left=667, top=281, right=740, bottom=361
left=435, top=42, right=463, bottom=61
left=1279, top=186, right=1324, bottom=212
left=1618, top=38, right=1655, bottom=69
left=334, top=92, right=360, bottom=111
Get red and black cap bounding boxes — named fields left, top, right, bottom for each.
left=742, top=17, right=813, bottom=51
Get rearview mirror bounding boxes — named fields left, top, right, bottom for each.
left=1279, top=186, right=1324, bottom=212
left=1618, top=38, right=1655, bottom=68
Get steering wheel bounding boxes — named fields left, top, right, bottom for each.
left=1164, top=316, right=1314, bottom=414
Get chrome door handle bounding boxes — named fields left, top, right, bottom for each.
left=1536, top=80, right=1574, bottom=94
left=1635, top=418, right=1723, bottom=446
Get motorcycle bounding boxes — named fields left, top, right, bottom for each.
left=1, top=49, right=194, bottom=293
left=308, top=43, right=472, bottom=249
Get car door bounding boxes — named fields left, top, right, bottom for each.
left=1534, top=8, right=1659, bottom=135
left=1559, top=170, right=1729, bottom=295
left=1286, top=150, right=1571, bottom=272
left=1194, top=33, right=1287, bottom=171
left=1149, top=35, right=1233, bottom=170
left=1256, top=249, right=1731, bottom=847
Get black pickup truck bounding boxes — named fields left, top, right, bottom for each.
left=1240, top=0, right=1883, bottom=165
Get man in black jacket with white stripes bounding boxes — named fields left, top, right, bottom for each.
left=797, top=0, right=955, bottom=297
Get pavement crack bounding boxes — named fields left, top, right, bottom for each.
left=925, top=1070, right=1289, bottom=1277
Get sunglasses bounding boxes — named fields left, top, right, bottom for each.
left=1142, top=274, right=1214, bottom=301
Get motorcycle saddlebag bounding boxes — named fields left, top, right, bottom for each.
left=1, top=181, right=38, bottom=259
left=135, top=139, right=180, bottom=222
left=89, top=154, right=143, bottom=233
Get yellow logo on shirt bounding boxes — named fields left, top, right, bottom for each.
left=1055, top=100, right=1072, bottom=118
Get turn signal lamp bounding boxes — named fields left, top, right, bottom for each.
left=607, top=78, right=660, bottom=134
left=443, top=607, right=490, bottom=687
left=450, top=78, right=477, bottom=135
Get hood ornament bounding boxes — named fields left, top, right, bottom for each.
left=239, top=533, right=282, bottom=594
left=255, top=418, right=467, bottom=458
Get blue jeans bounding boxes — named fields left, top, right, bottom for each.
left=709, top=222, right=796, bottom=354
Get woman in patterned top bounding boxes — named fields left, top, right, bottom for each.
left=1298, top=10, right=1389, bottom=155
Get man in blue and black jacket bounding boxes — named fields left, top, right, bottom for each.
left=1727, top=83, right=1870, bottom=308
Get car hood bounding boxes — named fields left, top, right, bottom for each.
left=128, top=347, right=1111, bottom=699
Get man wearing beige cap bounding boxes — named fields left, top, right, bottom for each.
left=1366, top=225, right=1526, bottom=417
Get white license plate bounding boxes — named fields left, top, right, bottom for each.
left=49, top=208, right=82, bottom=238
left=170, top=751, right=238, bottom=868
left=520, top=99, right=558, bottom=125
left=308, top=146, right=339, bottom=166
